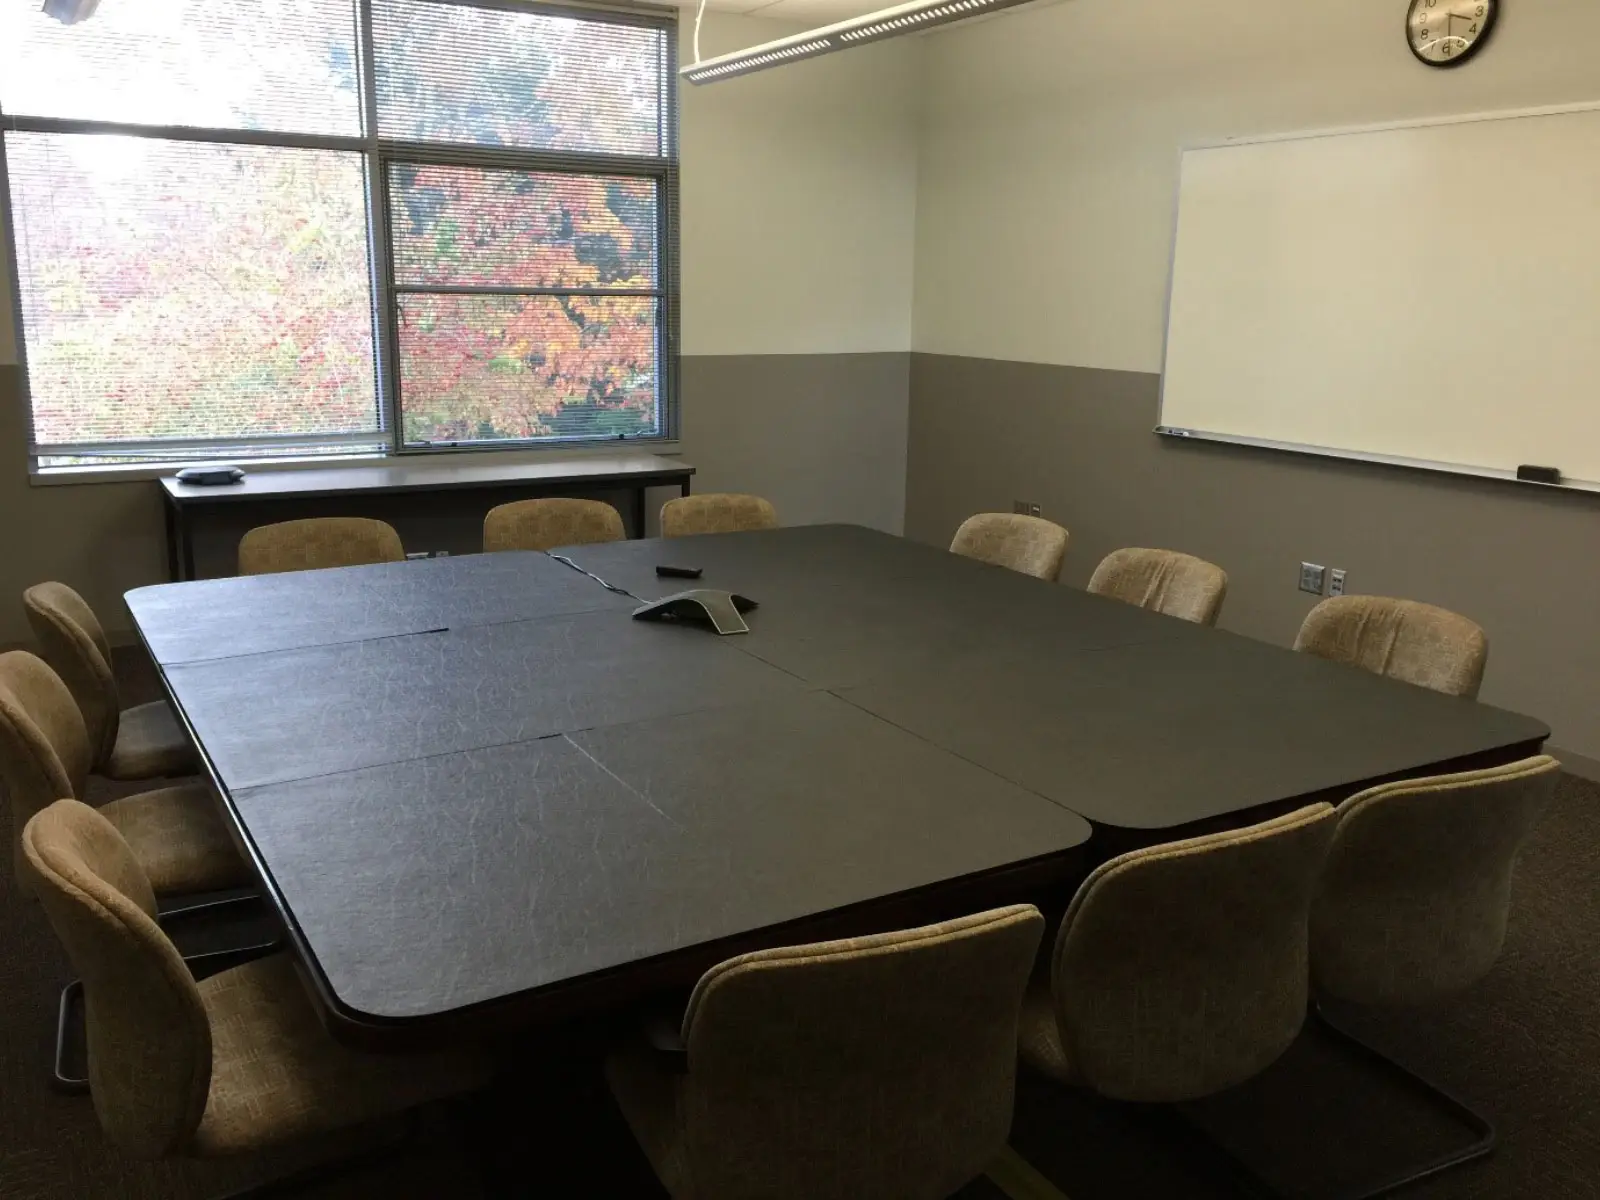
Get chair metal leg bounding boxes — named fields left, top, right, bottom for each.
left=52, top=980, right=86, bottom=1094
left=1307, top=1001, right=1496, bottom=1200
left=53, top=897, right=282, bottom=1095
left=1156, top=1004, right=1496, bottom=1200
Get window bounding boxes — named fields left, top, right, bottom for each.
left=0, top=0, right=678, bottom=466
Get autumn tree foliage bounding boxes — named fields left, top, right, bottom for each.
left=4, top=0, right=668, bottom=453
left=392, top=164, right=660, bottom=444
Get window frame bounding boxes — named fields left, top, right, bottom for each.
left=0, top=0, right=680, bottom=470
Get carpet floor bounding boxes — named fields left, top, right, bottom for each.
left=0, top=651, right=1594, bottom=1199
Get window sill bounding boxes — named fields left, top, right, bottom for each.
left=30, top=442, right=684, bottom=488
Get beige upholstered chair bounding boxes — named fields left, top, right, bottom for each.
left=659, top=493, right=778, bottom=538
left=23, top=582, right=197, bottom=781
left=1294, top=595, right=1488, bottom=699
left=483, top=497, right=626, bottom=552
left=1087, top=548, right=1228, bottom=626
left=1304, top=756, right=1559, bottom=1192
left=237, top=517, right=405, bottom=576
left=0, top=651, right=245, bottom=897
left=23, top=799, right=489, bottom=1165
left=1020, top=804, right=1337, bottom=1103
left=949, top=513, right=1070, bottom=582
left=606, top=905, right=1045, bottom=1200
left=1312, top=756, right=1558, bottom=1007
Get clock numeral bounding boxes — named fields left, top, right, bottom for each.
left=1468, top=22, right=1477, bottom=32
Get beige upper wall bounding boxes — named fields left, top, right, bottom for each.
left=912, top=0, right=1600, bottom=369
left=681, top=13, right=918, bottom=355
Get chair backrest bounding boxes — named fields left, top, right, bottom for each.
left=23, top=582, right=121, bottom=766
left=237, top=517, right=405, bottom=576
left=1050, top=804, right=1337, bottom=1103
left=1294, top=595, right=1488, bottom=698
left=1087, top=548, right=1228, bottom=626
left=482, top=498, right=625, bottom=553
left=0, top=651, right=92, bottom=886
left=23, top=799, right=212, bottom=1158
left=1311, top=755, right=1559, bottom=1007
left=678, top=905, right=1044, bottom=1199
left=949, top=513, right=1070, bottom=582
left=659, top=493, right=778, bottom=538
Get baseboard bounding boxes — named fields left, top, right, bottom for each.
left=1549, top=746, right=1600, bottom=783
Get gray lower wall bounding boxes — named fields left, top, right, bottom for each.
left=678, top=352, right=908, bottom=536
left=906, top=352, right=1600, bottom=765
left=0, top=352, right=908, bottom=644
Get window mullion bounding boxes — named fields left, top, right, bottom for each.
left=355, top=0, right=404, bottom=457
left=376, top=139, right=671, bottom=179
left=1, top=114, right=366, bottom=154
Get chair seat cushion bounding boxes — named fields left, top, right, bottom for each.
left=193, top=955, right=490, bottom=1157
left=98, top=783, right=249, bottom=896
left=1016, top=978, right=1077, bottom=1085
left=104, top=701, right=198, bottom=781
left=605, top=1038, right=691, bottom=1198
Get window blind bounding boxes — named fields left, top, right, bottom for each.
left=373, top=0, right=671, bottom=157
left=1, top=0, right=678, bottom=464
left=7, top=133, right=381, bottom=453
left=0, top=0, right=363, bottom=137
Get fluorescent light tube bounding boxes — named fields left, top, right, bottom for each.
left=681, top=0, right=1036, bottom=84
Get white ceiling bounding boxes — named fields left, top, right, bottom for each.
left=691, top=0, right=891, bottom=28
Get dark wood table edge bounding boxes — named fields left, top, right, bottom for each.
left=130, top=541, right=1553, bottom=1051
left=161, top=463, right=695, bottom=582
left=136, top=606, right=1089, bottom=1051
left=288, top=846, right=1091, bottom=1052
left=140, top=597, right=1551, bottom=1051
left=149, top=632, right=1091, bottom=1049
left=1082, top=736, right=1551, bottom=862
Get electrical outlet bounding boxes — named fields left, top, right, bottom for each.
left=1298, top=562, right=1326, bottom=595
left=1328, top=568, right=1347, bottom=597
left=1013, top=501, right=1042, bottom=517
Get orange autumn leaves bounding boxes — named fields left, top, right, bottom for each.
left=392, top=163, right=659, bottom=443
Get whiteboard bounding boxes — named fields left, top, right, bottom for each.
left=1158, top=104, right=1600, bottom=488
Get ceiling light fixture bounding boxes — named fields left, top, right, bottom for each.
left=681, top=0, right=1035, bottom=85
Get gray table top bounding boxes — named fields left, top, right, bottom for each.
left=159, top=452, right=693, bottom=506
left=236, top=691, right=1089, bottom=1023
left=126, top=550, right=633, bottom=664
left=133, top=524, right=1547, bottom=1039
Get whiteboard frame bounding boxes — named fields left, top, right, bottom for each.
left=1155, top=99, right=1600, bottom=496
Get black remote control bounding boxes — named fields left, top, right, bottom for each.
left=655, top=565, right=704, bottom=579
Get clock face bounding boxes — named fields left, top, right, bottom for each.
left=1408, top=0, right=1497, bottom=67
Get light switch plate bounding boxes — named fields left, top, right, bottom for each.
left=1299, top=562, right=1327, bottom=595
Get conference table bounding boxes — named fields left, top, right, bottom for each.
left=125, top=524, right=1548, bottom=1049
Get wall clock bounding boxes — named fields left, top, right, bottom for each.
left=1408, top=0, right=1498, bottom=67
